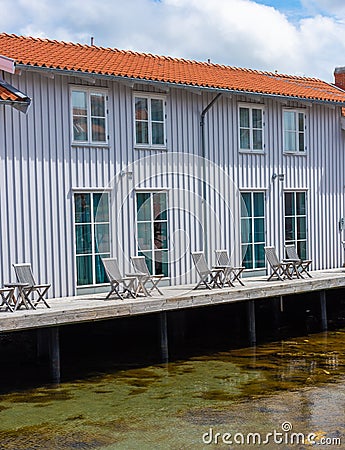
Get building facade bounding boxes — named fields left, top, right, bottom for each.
left=0, top=33, right=345, bottom=297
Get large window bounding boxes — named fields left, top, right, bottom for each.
left=134, top=94, right=166, bottom=147
left=283, top=109, right=306, bottom=152
left=136, top=192, right=168, bottom=276
left=74, top=192, right=110, bottom=286
left=239, top=105, right=264, bottom=151
left=284, top=191, right=307, bottom=259
left=240, top=192, right=265, bottom=269
left=71, top=89, right=107, bottom=144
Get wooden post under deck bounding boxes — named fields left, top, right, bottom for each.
left=320, top=290, right=328, bottom=331
left=247, top=300, right=256, bottom=346
left=49, top=326, right=61, bottom=384
left=159, top=312, right=169, bottom=363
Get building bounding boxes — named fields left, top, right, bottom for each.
left=0, top=33, right=345, bottom=298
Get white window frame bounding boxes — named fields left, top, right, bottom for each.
left=283, top=108, right=307, bottom=153
left=238, top=103, right=265, bottom=152
left=284, top=190, right=308, bottom=259
left=133, top=92, right=167, bottom=149
left=73, top=191, right=111, bottom=287
left=135, top=190, right=169, bottom=276
left=70, top=86, right=108, bottom=145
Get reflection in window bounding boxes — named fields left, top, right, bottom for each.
left=284, top=191, right=307, bottom=259
left=74, top=193, right=110, bottom=286
left=134, top=95, right=165, bottom=147
left=239, top=105, right=264, bottom=151
left=136, top=192, right=168, bottom=276
left=72, top=89, right=107, bottom=144
left=240, top=192, right=265, bottom=269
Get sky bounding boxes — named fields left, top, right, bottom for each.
left=1, top=0, right=345, bottom=82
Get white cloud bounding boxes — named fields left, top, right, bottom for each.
left=0, top=0, right=345, bottom=81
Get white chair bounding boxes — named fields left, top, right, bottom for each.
left=131, top=256, right=164, bottom=295
left=102, top=258, right=137, bottom=300
left=191, top=252, right=224, bottom=289
left=264, top=247, right=298, bottom=281
left=12, top=263, right=50, bottom=308
left=285, top=244, right=312, bottom=278
left=215, top=250, right=245, bottom=286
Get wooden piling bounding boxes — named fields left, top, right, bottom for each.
left=49, top=326, right=61, bottom=384
left=159, top=312, right=169, bottom=362
left=247, top=300, right=256, bottom=346
left=320, top=290, right=328, bottom=331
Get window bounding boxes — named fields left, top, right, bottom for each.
left=284, top=191, right=307, bottom=259
left=74, top=192, right=110, bottom=286
left=136, top=192, right=168, bottom=276
left=283, top=110, right=306, bottom=152
left=134, top=94, right=166, bottom=147
left=71, top=89, right=107, bottom=143
left=240, top=192, right=265, bottom=269
left=239, top=105, right=264, bottom=151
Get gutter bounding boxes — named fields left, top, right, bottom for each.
left=200, top=93, right=222, bottom=259
left=15, top=64, right=345, bottom=108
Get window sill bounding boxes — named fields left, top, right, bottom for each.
left=283, top=151, right=307, bottom=156
left=134, top=146, right=168, bottom=151
left=239, top=150, right=265, bottom=155
left=72, top=143, right=110, bottom=149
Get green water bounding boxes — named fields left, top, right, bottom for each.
left=0, top=330, right=344, bottom=449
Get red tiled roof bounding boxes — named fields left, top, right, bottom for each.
left=0, top=84, right=18, bottom=101
left=1, top=33, right=345, bottom=104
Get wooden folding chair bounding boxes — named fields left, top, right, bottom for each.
left=285, top=244, right=312, bottom=278
left=191, top=252, right=224, bottom=289
left=0, top=286, right=15, bottom=312
left=131, top=256, right=164, bottom=296
left=102, top=258, right=137, bottom=299
left=13, top=263, right=50, bottom=308
left=264, top=246, right=298, bottom=281
left=215, top=250, right=245, bottom=286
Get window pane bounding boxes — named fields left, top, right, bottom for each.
left=241, top=218, right=252, bottom=244
left=136, top=122, right=149, bottom=144
left=285, top=193, right=294, bottom=216
left=297, top=240, right=307, bottom=260
left=76, top=255, right=92, bottom=285
left=94, top=224, right=110, bottom=253
left=252, top=129, right=262, bottom=150
left=93, top=193, right=109, bottom=222
left=72, top=91, right=87, bottom=115
left=73, top=116, right=88, bottom=141
left=285, top=217, right=295, bottom=241
left=75, top=194, right=91, bottom=223
left=254, top=218, right=265, bottom=243
left=298, top=132, right=305, bottom=152
left=135, top=97, right=148, bottom=120
left=154, top=222, right=168, bottom=249
left=152, top=122, right=164, bottom=145
left=241, top=193, right=251, bottom=217
left=76, top=224, right=92, bottom=254
left=254, top=243, right=265, bottom=268
left=284, top=131, right=296, bottom=151
left=155, top=250, right=168, bottom=276
left=95, top=254, right=109, bottom=284
left=296, top=193, right=306, bottom=215
left=151, top=99, right=164, bottom=121
left=239, top=108, right=249, bottom=127
left=297, top=217, right=306, bottom=240
left=240, top=129, right=250, bottom=149
left=242, top=244, right=253, bottom=269
left=139, top=251, right=152, bottom=274
left=137, top=222, right=152, bottom=250
left=91, top=118, right=106, bottom=142
left=152, top=193, right=167, bottom=220
left=253, top=193, right=264, bottom=216
left=252, top=109, right=262, bottom=128
left=137, top=193, right=151, bottom=221
left=298, top=113, right=304, bottom=132
left=91, top=94, right=105, bottom=117
left=284, top=111, right=295, bottom=131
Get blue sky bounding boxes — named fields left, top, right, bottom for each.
left=1, top=0, right=345, bottom=81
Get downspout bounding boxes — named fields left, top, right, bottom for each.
left=200, top=92, right=222, bottom=260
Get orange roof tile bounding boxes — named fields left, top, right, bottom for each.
left=1, top=33, right=345, bottom=104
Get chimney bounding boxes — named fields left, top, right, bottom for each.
left=334, top=67, right=345, bottom=89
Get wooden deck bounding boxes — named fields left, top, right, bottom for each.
left=1, top=268, right=345, bottom=334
